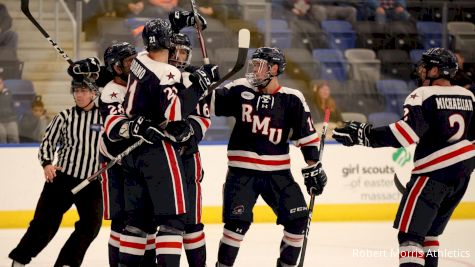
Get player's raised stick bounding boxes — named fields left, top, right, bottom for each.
left=190, top=0, right=209, bottom=64
left=207, top=28, right=250, bottom=93
left=20, top=0, right=98, bottom=92
left=298, top=108, right=331, bottom=267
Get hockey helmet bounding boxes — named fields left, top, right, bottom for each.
left=251, top=47, right=286, bottom=75
left=246, top=47, right=286, bottom=87
left=142, top=18, right=173, bottom=51
left=169, top=33, right=192, bottom=70
left=418, top=47, right=458, bottom=79
left=70, top=77, right=91, bottom=94
left=104, top=42, right=137, bottom=74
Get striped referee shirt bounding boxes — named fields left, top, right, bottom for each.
left=38, top=106, right=102, bottom=179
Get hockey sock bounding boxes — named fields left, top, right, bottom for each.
left=119, top=225, right=147, bottom=266
left=184, top=230, right=206, bottom=267
left=279, top=230, right=304, bottom=266
left=108, top=229, right=120, bottom=267
left=423, top=236, right=439, bottom=267
left=142, top=233, right=157, bottom=267
left=217, top=221, right=250, bottom=266
left=155, top=225, right=183, bottom=267
left=399, top=241, right=425, bottom=266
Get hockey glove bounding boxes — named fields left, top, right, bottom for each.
left=189, top=64, right=220, bottom=93
left=129, top=116, right=164, bottom=144
left=67, top=57, right=101, bottom=80
left=169, top=10, right=207, bottom=33
left=333, top=121, right=372, bottom=147
left=302, top=161, right=327, bottom=196
left=164, top=120, right=194, bottom=143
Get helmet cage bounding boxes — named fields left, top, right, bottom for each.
left=169, top=45, right=192, bottom=70
left=245, top=58, right=272, bottom=87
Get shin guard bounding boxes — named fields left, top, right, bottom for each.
left=423, top=236, right=439, bottom=267
left=399, top=241, right=425, bottom=266
left=119, top=226, right=147, bottom=266
left=184, top=230, right=206, bottom=267
left=156, top=225, right=183, bottom=267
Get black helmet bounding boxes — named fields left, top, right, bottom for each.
left=251, top=47, right=286, bottom=75
left=142, top=18, right=173, bottom=51
left=70, top=78, right=91, bottom=93
left=103, top=42, right=137, bottom=74
left=419, top=47, right=458, bottom=78
left=169, top=33, right=192, bottom=69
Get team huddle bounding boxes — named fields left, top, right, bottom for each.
left=8, top=9, right=475, bottom=267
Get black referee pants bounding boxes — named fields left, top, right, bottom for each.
left=9, top=172, right=103, bottom=266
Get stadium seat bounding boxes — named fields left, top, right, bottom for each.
left=321, top=20, right=356, bottom=50
left=368, top=112, right=401, bottom=127
left=416, top=21, right=446, bottom=49
left=283, top=48, right=319, bottom=80
left=0, top=61, right=24, bottom=79
left=377, top=49, right=413, bottom=81
left=288, top=20, right=329, bottom=50
left=312, top=49, right=348, bottom=81
left=344, top=48, right=381, bottom=82
left=375, top=79, right=409, bottom=115
left=355, top=21, right=388, bottom=51
left=3, top=79, right=36, bottom=118
left=344, top=80, right=383, bottom=116
left=239, top=0, right=267, bottom=24
left=447, top=21, right=475, bottom=53
left=410, top=49, right=425, bottom=64
left=256, top=19, right=292, bottom=48
left=387, top=21, right=420, bottom=51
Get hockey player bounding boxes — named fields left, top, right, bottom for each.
left=333, top=47, right=475, bottom=267
left=100, top=42, right=160, bottom=267
left=169, top=32, right=211, bottom=267
left=207, top=47, right=328, bottom=267
left=119, top=18, right=219, bottom=267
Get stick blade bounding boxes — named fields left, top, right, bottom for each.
left=238, top=29, right=251, bottom=49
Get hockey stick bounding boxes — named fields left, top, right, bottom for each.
left=207, top=28, right=250, bottom=93
left=71, top=139, right=144, bottom=194
left=298, top=108, right=331, bottom=267
left=20, top=0, right=98, bottom=92
left=394, top=173, right=406, bottom=194
left=190, top=0, right=210, bottom=64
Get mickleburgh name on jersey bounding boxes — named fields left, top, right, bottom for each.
left=435, top=97, right=473, bottom=111
left=130, top=60, right=146, bottom=79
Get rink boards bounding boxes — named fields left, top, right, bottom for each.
left=0, top=143, right=474, bottom=228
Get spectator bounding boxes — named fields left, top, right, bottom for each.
left=126, top=0, right=180, bottom=18
left=313, top=81, right=344, bottom=138
left=284, top=0, right=357, bottom=26
left=0, top=70, right=19, bottom=144
left=366, top=0, right=411, bottom=24
left=0, top=3, right=18, bottom=61
left=453, top=49, right=474, bottom=89
left=19, top=96, right=49, bottom=143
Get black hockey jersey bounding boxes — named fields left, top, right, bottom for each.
left=208, top=78, right=320, bottom=172
left=123, top=51, right=203, bottom=123
left=370, top=85, right=475, bottom=175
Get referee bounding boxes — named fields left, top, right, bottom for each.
left=9, top=77, right=103, bottom=267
